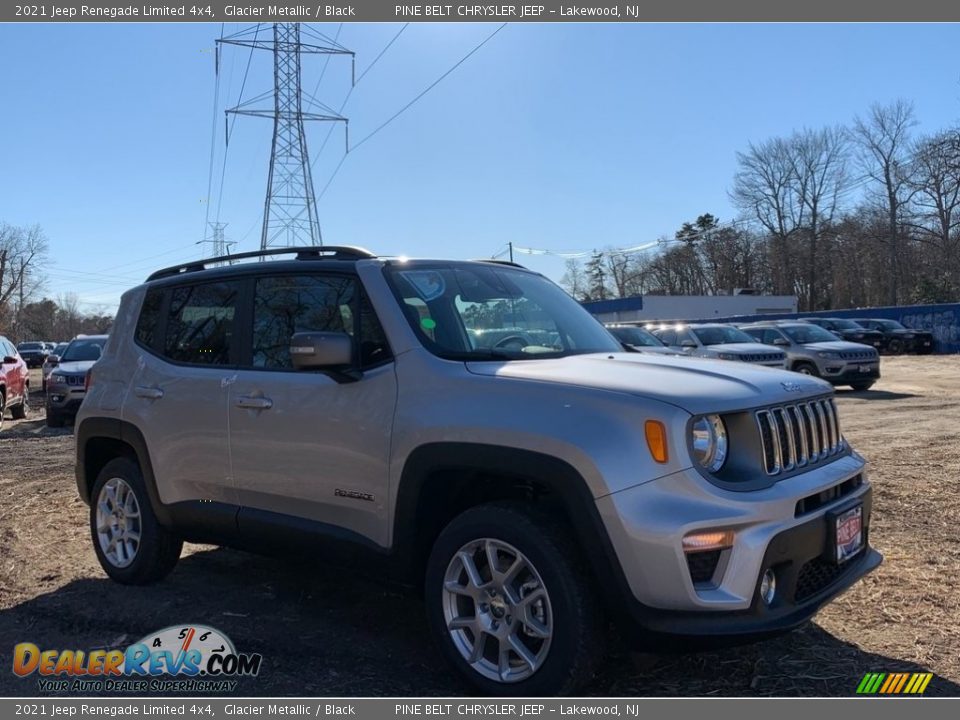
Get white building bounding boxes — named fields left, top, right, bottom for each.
left=584, top=294, right=798, bottom=324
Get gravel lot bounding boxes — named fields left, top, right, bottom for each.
left=1, top=357, right=959, bottom=696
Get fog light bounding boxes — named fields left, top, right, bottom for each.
left=760, top=569, right=777, bottom=605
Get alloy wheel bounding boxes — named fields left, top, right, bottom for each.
left=95, top=477, right=142, bottom=568
left=442, top=538, right=553, bottom=683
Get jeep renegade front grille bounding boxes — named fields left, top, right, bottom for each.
left=741, top=353, right=784, bottom=363
left=756, top=398, right=843, bottom=475
left=839, top=350, right=877, bottom=361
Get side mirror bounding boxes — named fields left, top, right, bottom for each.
left=289, top=332, right=359, bottom=381
left=772, top=338, right=789, bottom=346
left=47, top=355, right=60, bottom=366
left=2, top=355, right=17, bottom=365
left=680, top=340, right=697, bottom=349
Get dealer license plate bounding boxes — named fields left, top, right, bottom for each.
left=859, top=364, right=874, bottom=373
left=835, top=505, right=863, bottom=564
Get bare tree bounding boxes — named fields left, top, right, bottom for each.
left=0, top=223, right=49, bottom=337
left=560, top=258, right=588, bottom=301
left=853, top=100, right=917, bottom=304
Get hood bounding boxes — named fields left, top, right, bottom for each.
left=465, top=353, right=831, bottom=415
left=700, top=342, right=783, bottom=355
left=627, top=345, right=683, bottom=356
left=56, top=360, right=96, bottom=375
left=838, top=328, right=882, bottom=337
left=804, top=341, right=877, bottom=353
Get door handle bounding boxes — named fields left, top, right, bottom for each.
left=134, top=386, right=164, bottom=400
left=235, top=395, right=273, bottom=410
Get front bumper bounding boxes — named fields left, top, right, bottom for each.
left=822, top=363, right=880, bottom=384
left=596, top=454, right=880, bottom=642
left=46, top=386, right=85, bottom=415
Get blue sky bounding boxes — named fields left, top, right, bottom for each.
left=1, top=22, right=959, bottom=312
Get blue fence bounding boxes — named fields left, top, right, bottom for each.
left=699, top=302, right=960, bottom=354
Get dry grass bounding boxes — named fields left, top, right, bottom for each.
left=1, top=359, right=958, bottom=696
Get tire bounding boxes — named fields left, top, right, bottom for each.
left=794, top=361, right=820, bottom=377
left=887, top=338, right=904, bottom=354
left=10, top=389, right=28, bottom=420
left=46, top=409, right=65, bottom=428
left=425, top=502, right=604, bottom=696
left=89, top=457, right=182, bottom=585
left=0, top=390, right=6, bottom=431
left=850, top=381, right=875, bottom=391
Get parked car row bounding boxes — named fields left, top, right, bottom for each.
left=608, top=318, right=882, bottom=391
left=0, top=335, right=107, bottom=430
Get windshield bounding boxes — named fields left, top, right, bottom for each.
left=691, top=326, right=755, bottom=346
left=830, top=318, right=865, bottom=330
left=61, top=338, right=106, bottom=363
left=782, top=324, right=839, bottom=344
left=608, top=326, right=664, bottom=347
left=385, top=263, right=622, bottom=360
left=18, top=342, right=43, bottom=351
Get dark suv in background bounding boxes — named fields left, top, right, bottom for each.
left=16, top=341, right=49, bottom=368
left=855, top=319, right=934, bottom=354
left=800, top=318, right=884, bottom=350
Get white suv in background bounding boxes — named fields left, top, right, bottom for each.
left=652, top=323, right=787, bottom=368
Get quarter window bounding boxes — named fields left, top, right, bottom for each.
left=135, top=288, right=164, bottom=349
left=164, top=281, right=240, bottom=365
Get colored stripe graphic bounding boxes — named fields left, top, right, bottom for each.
left=857, top=672, right=932, bottom=695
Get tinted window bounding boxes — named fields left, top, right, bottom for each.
left=252, top=274, right=357, bottom=370
left=655, top=329, right=677, bottom=345
left=61, top=338, right=107, bottom=362
left=691, top=326, right=755, bottom=345
left=135, top=288, right=164, bottom=349
left=164, top=281, right=240, bottom=365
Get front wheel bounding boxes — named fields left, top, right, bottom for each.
left=850, top=381, right=875, bottom=391
left=425, top=502, right=604, bottom=695
left=886, top=338, right=904, bottom=354
left=794, top=362, right=820, bottom=377
left=90, top=457, right=182, bottom=585
left=10, top=388, right=28, bottom=420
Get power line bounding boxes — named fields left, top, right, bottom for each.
left=316, top=23, right=508, bottom=202
left=201, top=24, right=225, bottom=244
left=310, top=22, right=410, bottom=170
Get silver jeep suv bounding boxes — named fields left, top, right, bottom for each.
left=740, top=322, right=880, bottom=391
left=75, top=247, right=881, bottom=695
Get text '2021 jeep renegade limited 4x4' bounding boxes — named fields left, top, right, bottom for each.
left=75, top=247, right=881, bottom=695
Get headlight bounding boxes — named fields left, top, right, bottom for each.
left=817, top=351, right=840, bottom=359
left=51, top=374, right=67, bottom=384
left=851, top=333, right=864, bottom=339
left=716, top=352, right=739, bottom=361
left=691, top=415, right=728, bottom=472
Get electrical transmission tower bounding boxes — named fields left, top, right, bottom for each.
left=219, top=24, right=353, bottom=249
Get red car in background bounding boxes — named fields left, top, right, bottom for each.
left=0, top=334, right=30, bottom=429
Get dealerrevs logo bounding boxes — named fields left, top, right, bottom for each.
left=12, top=624, right=262, bottom=693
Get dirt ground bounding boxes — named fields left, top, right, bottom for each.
left=1, top=357, right=959, bottom=697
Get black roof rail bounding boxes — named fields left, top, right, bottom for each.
left=146, top=246, right=377, bottom=281
left=472, top=258, right=527, bottom=269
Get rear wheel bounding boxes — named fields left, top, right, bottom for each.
left=0, top=390, right=6, bottom=431
left=90, top=457, right=182, bottom=585
left=794, top=361, right=820, bottom=377
left=425, top=502, right=604, bottom=695
left=850, top=381, right=875, bottom=391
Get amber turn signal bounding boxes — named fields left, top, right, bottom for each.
left=644, top=420, right=668, bottom=463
